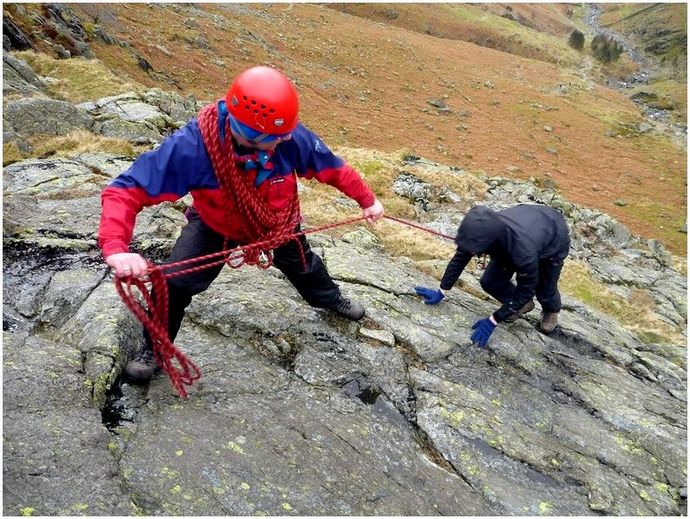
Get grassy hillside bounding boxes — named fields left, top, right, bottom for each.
left=329, top=3, right=581, bottom=66
left=3, top=2, right=687, bottom=255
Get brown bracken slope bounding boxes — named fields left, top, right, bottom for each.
left=13, top=3, right=688, bottom=253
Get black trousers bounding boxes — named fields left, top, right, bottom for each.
left=148, top=208, right=341, bottom=343
left=479, top=258, right=565, bottom=314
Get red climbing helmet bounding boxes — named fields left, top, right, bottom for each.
left=225, top=66, right=299, bottom=134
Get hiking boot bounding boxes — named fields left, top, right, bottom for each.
left=504, top=300, right=536, bottom=323
left=328, top=295, right=365, bottom=320
left=124, top=344, right=159, bottom=383
left=540, top=312, right=559, bottom=333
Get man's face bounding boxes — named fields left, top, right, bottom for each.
left=232, top=131, right=293, bottom=151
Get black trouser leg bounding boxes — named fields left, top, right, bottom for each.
left=480, top=260, right=516, bottom=304
left=272, top=229, right=341, bottom=307
left=145, top=209, right=228, bottom=346
left=535, top=258, right=565, bottom=314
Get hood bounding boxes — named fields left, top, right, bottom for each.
left=455, top=206, right=505, bottom=254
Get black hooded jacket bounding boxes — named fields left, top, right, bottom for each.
left=440, top=204, right=570, bottom=321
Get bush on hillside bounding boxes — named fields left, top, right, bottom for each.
left=568, top=29, right=585, bottom=50
left=591, top=34, right=624, bottom=63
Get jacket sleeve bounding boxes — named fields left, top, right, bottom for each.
left=440, top=248, right=474, bottom=290
left=98, top=121, right=215, bottom=258
left=295, top=128, right=375, bottom=209
left=492, top=260, right=539, bottom=322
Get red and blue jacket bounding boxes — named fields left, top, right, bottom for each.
left=98, top=111, right=375, bottom=258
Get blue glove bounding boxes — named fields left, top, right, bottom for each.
left=470, top=318, right=497, bottom=348
left=414, top=286, right=445, bottom=305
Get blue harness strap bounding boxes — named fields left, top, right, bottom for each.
left=217, top=99, right=229, bottom=144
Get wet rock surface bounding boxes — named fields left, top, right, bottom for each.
left=2, top=90, right=686, bottom=515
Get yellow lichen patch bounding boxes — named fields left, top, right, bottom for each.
left=654, top=482, right=669, bottom=493
left=240, top=482, right=251, bottom=490
left=226, top=441, right=245, bottom=454
left=538, top=501, right=554, bottom=515
left=488, top=435, right=503, bottom=448
left=438, top=407, right=465, bottom=427
left=281, top=502, right=293, bottom=511
left=638, top=490, right=651, bottom=502
left=175, top=450, right=183, bottom=456
left=160, top=467, right=179, bottom=479
left=170, top=485, right=181, bottom=495
left=613, top=433, right=644, bottom=455
left=19, top=507, right=35, bottom=516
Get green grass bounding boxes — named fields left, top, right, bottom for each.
left=622, top=199, right=686, bottom=256
left=13, top=50, right=144, bottom=103
left=560, top=260, right=684, bottom=344
left=442, top=4, right=582, bottom=67
left=629, top=79, right=687, bottom=121
left=3, top=129, right=146, bottom=166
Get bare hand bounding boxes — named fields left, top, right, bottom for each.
left=362, top=198, right=384, bottom=224
left=106, top=252, right=148, bottom=278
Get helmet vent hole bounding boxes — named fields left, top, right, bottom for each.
left=251, top=99, right=257, bottom=105
left=269, top=108, right=276, bottom=113
left=242, top=95, right=248, bottom=101
left=260, top=104, right=266, bottom=109
left=244, top=104, right=250, bottom=110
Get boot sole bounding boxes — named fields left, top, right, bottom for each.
left=504, top=301, right=536, bottom=323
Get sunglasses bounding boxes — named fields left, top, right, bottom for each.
left=229, top=115, right=292, bottom=145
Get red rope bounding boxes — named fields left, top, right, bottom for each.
left=115, top=204, right=455, bottom=396
left=383, top=215, right=456, bottom=240
left=115, top=271, right=201, bottom=397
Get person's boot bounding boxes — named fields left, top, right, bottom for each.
left=540, top=312, right=559, bottom=333
left=328, top=295, right=365, bottom=320
left=504, top=300, right=536, bottom=323
left=124, top=343, right=159, bottom=383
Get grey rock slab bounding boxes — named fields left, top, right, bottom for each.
left=117, top=327, right=494, bottom=516
left=94, top=117, right=164, bottom=144
left=4, top=194, right=103, bottom=241
left=3, top=98, right=93, bottom=138
left=38, top=267, right=105, bottom=328
left=3, top=158, right=108, bottom=199
left=84, top=93, right=169, bottom=123
left=3, top=332, right=134, bottom=516
left=56, top=282, right=144, bottom=407
left=3, top=51, right=46, bottom=95
left=358, top=326, right=395, bottom=347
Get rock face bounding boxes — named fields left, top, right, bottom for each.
left=3, top=89, right=687, bottom=516
left=3, top=51, right=46, bottom=96
left=3, top=98, right=94, bottom=139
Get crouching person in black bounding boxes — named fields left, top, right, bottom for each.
left=414, top=204, right=570, bottom=348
